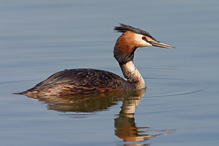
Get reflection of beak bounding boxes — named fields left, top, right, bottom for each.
left=150, top=40, right=175, bottom=48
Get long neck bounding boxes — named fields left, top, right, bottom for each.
left=114, top=31, right=146, bottom=90
left=120, top=61, right=145, bottom=90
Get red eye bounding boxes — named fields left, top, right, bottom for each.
left=142, top=36, right=146, bottom=40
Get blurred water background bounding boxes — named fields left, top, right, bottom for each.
left=0, top=0, right=219, bottom=145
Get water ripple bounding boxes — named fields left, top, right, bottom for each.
left=144, top=77, right=208, bottom=98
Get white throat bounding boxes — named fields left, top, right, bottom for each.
left=120, top=61, right=145, bottom=89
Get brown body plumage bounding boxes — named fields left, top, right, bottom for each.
left=19, top=69, right=134, bottom=97
left=16, top=24, right=174, bottom=97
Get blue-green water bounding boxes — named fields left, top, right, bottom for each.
left=0, top=0, right=219, bottom=145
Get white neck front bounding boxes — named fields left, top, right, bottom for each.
left=120, top=61, right=145, bottom=89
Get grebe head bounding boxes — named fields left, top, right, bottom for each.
left=114, top=24, right=175, bottom=64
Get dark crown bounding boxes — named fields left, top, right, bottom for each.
left=114, top=23, right=156, bottom=40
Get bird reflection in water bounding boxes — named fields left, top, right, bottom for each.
left=24, top=89, right=174, bottom=142
left=114, top=89, right=174, bottom=143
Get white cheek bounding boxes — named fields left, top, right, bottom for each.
left=134, top=34, right=152, bottom=47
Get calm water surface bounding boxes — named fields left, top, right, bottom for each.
left=0, top=0, right=219, bottom=145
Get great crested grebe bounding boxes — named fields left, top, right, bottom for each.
left=17, top=24, right=175, bottom=97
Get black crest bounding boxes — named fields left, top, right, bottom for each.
left=114, top=23, right=156, bottom=40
